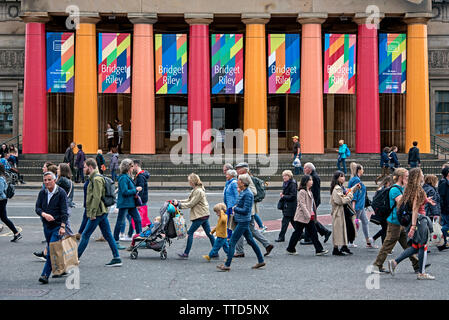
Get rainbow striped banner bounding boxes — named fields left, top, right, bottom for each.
left=268, top=34, right=300, bottom=94
left=211, top=34, right=243, bottom=94
left=155, top=34, right=187, bottom=94
left=379, top=33, right=406, bottom=93
left=324, top=34, right=356, bottom=94
left=46, top=32, right=74, bottom=93
left=98, top=33, right=131, bottom=93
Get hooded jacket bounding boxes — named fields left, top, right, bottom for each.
left=134, top=170, right=150, bottom=205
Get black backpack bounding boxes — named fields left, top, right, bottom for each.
left=95, top=174, right=116, bottom=207
left=252, top=176, right=266, bottom=203
left=397, top=201, right=413, bottom=227
left=5, top=182, right=15, bottom=199
left=371, top=185, right=402, bottom=219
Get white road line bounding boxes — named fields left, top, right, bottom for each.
left=8, top=216, right=40, bottom=219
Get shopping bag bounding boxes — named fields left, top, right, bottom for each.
left=292, top=158, right=301, bottom=168
left=49, top=235, right=79, bottom=275
left=429, top=217, right=445, bottom=247
left=173, top=213, right=187, bottom=239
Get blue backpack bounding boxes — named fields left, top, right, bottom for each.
left=345, top=146, right=351, bottom=157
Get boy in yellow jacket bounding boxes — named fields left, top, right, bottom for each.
left=203, top=203, right=229, bottom=261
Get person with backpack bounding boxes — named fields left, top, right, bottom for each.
left=372, top=168, right=420, bottom=274
left=77, top=158, right=122, bottom=267
left=233, top=163, right=274, bottom=257
left=0, top=163, right=21, bottom=242
left=371, top=175, right=394, bottom=245
left=336, top=140, right=350, bottom=174
left=438, top=167, right=449, bottom=250
left=387, top=168, right=436, bottom=280
left=408, top=141, right=421, bottom=168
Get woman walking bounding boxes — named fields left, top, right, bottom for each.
left=330, top=171, right=360, bottom=256
left=286, top=175, right=328, bottom=256
left=174, top=173, right=215, bottom=259
left=348, top=164, right=377, bottom=249
left=372, top=175, right=394, bottom=245
left=96, top=149, right=106, bottom=174
left=113, top=159, right=143, bottom=250
left=56, top=163, right=74, bottom=235
left=276, top=170, right=297, bottom=242
left=0, top=163, right=21, bottom=242
left=217, top=174, right=266, bottom=271
left=223, top=169, right=239, bottom=211
left=106, top=122, right=115, bottom=153
left=388, top=168, right=436, bottom=280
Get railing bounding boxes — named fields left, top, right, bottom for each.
left=0, top=134, right=22, bottom=153
left=431, top=134, right=449, bottom=160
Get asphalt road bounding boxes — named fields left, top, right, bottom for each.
left=1, top=189, right=448, bottom=300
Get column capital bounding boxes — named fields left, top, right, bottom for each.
left=128, top=13, right=157, bottom=24
left=404, top=12, right=433, bottom=25
left=77, top=12, right=100, bottom=24
left=297, top=13, right=327, bottom=25
left=20, top=12, right=50, bottom=23
left=353, top=12, right=385, bottom=25
left=242, top=13, right=270, bottom=24
left=185, top=13, right=213, bottom=25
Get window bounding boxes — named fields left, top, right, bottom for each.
left=169, top=104, right=187, bottom=133
left=0, top=91, right=13, bottom=135
left=436, top=91, right=449, bottom=135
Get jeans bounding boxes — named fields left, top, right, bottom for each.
left=41, top=226, right=61, bottom=277
left=78, top=213, right=120, bottom=259
left=0, top=199, right=18, bottom=234
left=254, top=214, right=264, bottom=228
left=76, top=167, right=85, bottom=183
left=208, top=237, right=229, bottom=257
left=395, top=245, right=428, bottom=274
left=119, top=213, right=134, bottom=237
left=409, top=162, right=418, bottom=168
left=441, top=214, right=449, bottom=245
left=356, top=208, right=370, bottom=240
left=225, top=221, right=264, bottom=267
left=373, top=222, right=419, bottom=270
left=337, top=157, right=347, bottom=174
left=184, top=218, right=215, bottom=255
left=236, top=216, right=271, bottom=254
left=278, top=215, right=294, bottom=240
left=111, top=169, right=117, bottom=182
left=287, top=220, right=324, bottom=253
left=114, top=208, right=142, bottom=242
left=78, top=209, right=88, bottom=234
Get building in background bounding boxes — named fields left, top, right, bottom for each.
left=0, top=0, right=448, bottom=154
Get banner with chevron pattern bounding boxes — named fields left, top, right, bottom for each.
left=268, top=34, right=300, bottom=94
left=46, top=32, right=74, bottom=93
left=98, top=33, right=131, bottom=93
left=379, top=33, right=406, bottom=93
left=324, top=34, right=356, bottom=94
left=211, top=34, right=243, bottom=94
left=155, top=34, right=187, bottom=94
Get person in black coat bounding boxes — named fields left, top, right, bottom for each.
left=389, top=146, right=400, bottom=171
left=96, top=149, right=106, bottom=174
left=408, top=141, right=421, bottom=168
left=276, top=170, right=297, bottom=242
left=63, top=142, right=76, bottom=178
left=438, top=167, right=449, bottom=249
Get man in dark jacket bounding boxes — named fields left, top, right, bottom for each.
left=132, top=160, right=151, bottom=228
left=301, top=163, right=332, bottom=244
left=276, top=170, right=297, bottom=242
left=438, top=167, right=449, bottom=249
left=408, top=141, right=420, bottom=168
left=75, top=144, right=86, bottom=183
left=35, top=172, right=68, bottom=284
left=63, top=142, right=76, bottom=178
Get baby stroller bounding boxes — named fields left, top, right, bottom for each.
left=129, top=201, right=179, bottom=260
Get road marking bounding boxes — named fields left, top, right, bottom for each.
left=8, top=216, right=40, bottom=219
left=0, top=226, right=23, bottom=236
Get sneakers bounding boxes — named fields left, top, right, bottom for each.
left=11, top=233, right=22, bottom=242
left=115, top=242, right=126, bottom=250
left=233, top=253, right=245, bottom=258
left=366, top=243, right=379, bottom=249
left=388, top=259, right=397, bottom=276
left=121, top=236, right=133, bottom=242
left=417, top=273, right=435, bottom=280
left=126, top=246, right=133, bottom=252
left=286, top=250, right=298, bottom=255
left=38, top=275, right=49, bottom=284
left=348, top=242, right=357, bottom=248
left=332, top=248, right=345, bottom=256
left=264, top=244, right=274, bottom=257
left=300, top=239, right=313, bottom=245
left=105, top=258, right=122, bottom=267
left=340, top=246, right=353, bottom=255
left=251, top=262, right=266, bottom=269
left=437, top=244, right=449, bottom=252
left=216, top=264, right=231, bottom=272
left=33, top=251, right=47, bottom=262
left=260, top=226, right=268, bottom=233
left=324, top=231, right=332, bottom=243
left=275, top=238, right=285, bottom=242
left=177, top=253, right=189, bottom=259
left=203, top=255, right=211, bottom=262
left=316, top=249, right=329, bottom=256
left=119, top=233, right=126, bottom=241
left=371, top=265, right=390, bottom=274
left=52, top=272, right=68, bottom=278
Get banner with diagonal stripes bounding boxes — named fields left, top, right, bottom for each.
left=46, top=32, right=74, bottom=93
left=379, top=33, right=406, bottom=93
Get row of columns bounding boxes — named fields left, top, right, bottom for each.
left=21, top=12, right=432, bottom=154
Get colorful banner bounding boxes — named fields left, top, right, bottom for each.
left=379, top=33, right=406, bottom=93
left=268, top=34, right=300, bottom=94
left=324, top=34, right=356, bottom=94
left=98, top=33, right=131, bottom=93
left=211, top=34, right=243, bottom=94
left=155, top=34, right=187, bottom=94
left=46, top=32, right=74, bottom=93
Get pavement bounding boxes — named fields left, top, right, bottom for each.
left=1, top=188, right=449, bottom=300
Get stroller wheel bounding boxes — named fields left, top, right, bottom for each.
left=160, top=250, right=167, bottom=260
left=130, top=251, right=138, bottom=260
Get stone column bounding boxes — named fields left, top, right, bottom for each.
left=405, top=13, right=433, bottom=153
left=242, top=13, right=270, bottom=154
left=354, top=13, right=384, bottom=153
left=74, top=13, right=100, bottom=154
left=21, top=12, right=49, bottom=154
left=297, top=13, right=327, bottom=154
left=185, top=13, right=213, bottom=154
left=128, top=13, right=157, bottom=154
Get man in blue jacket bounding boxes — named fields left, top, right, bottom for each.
left=336, top=140, right=349, bottom=174
left=35, top=172, right=68, bottom=284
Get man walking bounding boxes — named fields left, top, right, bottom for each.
left=75, top=144, right=86, bottom=183
left=133, top=160, right=151, bottom=228
left=438, top=167, right=449, bottom=249
left=233, top=162, right=274, bottom=257
left=63, top=142, right=76, bottom=179
left=292, top=136, right=303, bottom=175
left=336, top=140, right=349, bottom=174
left=408, top=141, right=420, bottom=168
left=77, top=158, right=122, bottom=267
left=35, top=172, right=69, bottom=284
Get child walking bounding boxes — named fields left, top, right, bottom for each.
left=203, top=203, right=229, bottom=261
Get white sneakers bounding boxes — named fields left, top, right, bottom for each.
left=417, top=273, right=435, bottom=280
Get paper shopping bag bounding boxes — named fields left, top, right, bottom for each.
left=50, top=235, right=79, bottom=275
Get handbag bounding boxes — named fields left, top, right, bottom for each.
left=173, top=213, right=187, bottom=239
left=344, top=204, right=356, bottom=217
left=429, top=217, right=445, bottom=247
left=277, top=197, right=285, bottom=210
left=134, top=194, right=143, bottom=207
left=101, top=164, right=106, bottom=172
left=365, top=193, right=372, bottom=209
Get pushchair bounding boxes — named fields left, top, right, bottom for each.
left=129, top=201, right=179, bottom=260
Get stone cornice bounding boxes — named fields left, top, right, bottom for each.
left=128, top=13, right=158, bottom=24
left=185, top=13, right=213, bottom=25
left=297, top=13, right=327, bottom=25
left=241, top=13, right=270, bottom=24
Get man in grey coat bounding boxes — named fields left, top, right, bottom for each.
left=233, top=162, right=274, bottom=257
